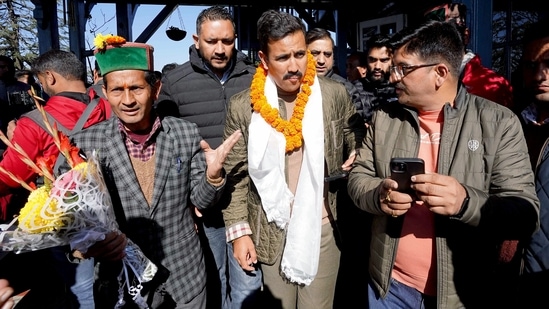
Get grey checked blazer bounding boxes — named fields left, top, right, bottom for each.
left=70, top=115, right=223, bottom=305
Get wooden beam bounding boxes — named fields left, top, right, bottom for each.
left=135, top=4, right=178, bottom=43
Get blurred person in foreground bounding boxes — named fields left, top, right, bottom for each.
left=347, top=20, right=539, bottom=308
left=517, top=19, right=549, bottom=308
left=515, top=20, right=549, bottom=169
left=222, top=9, right=365, bottom=309
left=71, top=35, right=241, bottom=308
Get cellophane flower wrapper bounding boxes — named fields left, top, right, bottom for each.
left=0, top=151, right=157, bottom=308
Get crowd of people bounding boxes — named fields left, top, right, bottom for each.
left=0, top=1, right=548, bottom=308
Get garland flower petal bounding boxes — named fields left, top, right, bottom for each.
left=250, top=50, right=316, bottom=153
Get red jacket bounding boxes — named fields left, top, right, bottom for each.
left=0, top=90, right=111, bottom=220
left=461, top=53, right=513, bottom=109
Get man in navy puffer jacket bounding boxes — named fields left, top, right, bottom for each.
left=155, top=6, right=261, bottom=309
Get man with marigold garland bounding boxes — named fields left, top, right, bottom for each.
left=221, top=10, right=365, bottom=309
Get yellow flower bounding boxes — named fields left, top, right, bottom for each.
left=18, top=186, right=66, bottom=234
left=93, top=33, right=111, bottom=50
left=94, top=33, right=127, bottom=51
left=17, top=162, right=90, bottom=234
left=250, top=50, right=316, bottom=153
left=73, top=162, right=88, bottom=172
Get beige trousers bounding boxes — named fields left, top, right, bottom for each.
left=261, top=223, right=341, bottom=309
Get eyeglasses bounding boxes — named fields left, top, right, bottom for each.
left=390, top=63, right=439, bottom=80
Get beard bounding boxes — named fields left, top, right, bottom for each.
left=367, top=70, right=390, bottom=84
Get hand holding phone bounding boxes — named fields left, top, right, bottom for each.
left=390, top=158, right=425, bottom=193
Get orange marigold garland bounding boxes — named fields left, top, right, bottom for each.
left=250, top=51, right=316, bottom=153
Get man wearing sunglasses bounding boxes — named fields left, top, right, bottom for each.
left=517, top=19, right=549, bottom=309
left=348, top=20, right=539, bottom=309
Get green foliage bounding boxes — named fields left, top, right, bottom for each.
left=491, top=10, right=538, bottom=80
left=0, top=0, right=39, bottom=69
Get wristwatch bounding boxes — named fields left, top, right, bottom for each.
left=450, top=196, right=469, bottom=219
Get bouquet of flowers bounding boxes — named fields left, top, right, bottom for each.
left=0, top=99, right=157, bottom=308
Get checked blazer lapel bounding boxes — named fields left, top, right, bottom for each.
left=104, top=122, right=150, bottom=211
left=149, top=123, right=172, bottom=214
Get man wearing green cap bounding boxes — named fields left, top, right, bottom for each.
left=70, top=35, right=241, bottom=308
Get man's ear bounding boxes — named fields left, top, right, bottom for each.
left=153, top=79, right=162, bottom=100
left=258, top=51, right=268, bottom=71
left=44, top=70, right=56, bottom=86
left=434, top=64, right=451, bottom=87
left=102, top=84, right=108, bottom=99
left=193, top=34, right=199, bottom=49
left=358, top=66, right=368, bottom=78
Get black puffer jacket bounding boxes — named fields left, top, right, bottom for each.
left=353, top=77, right=397, bottom=124
left=156, top=45, right=256, bottom=148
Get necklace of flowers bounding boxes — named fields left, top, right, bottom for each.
left=250, top=51, right=316, bottom=153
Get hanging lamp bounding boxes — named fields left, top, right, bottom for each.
left=166, top=6, right=186, bottom=41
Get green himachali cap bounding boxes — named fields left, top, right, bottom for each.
left=93, top=34, right=154, bottom=75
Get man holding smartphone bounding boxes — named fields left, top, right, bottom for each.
left=347, top=20, right=539, bottom=308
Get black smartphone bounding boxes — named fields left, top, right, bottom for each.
left=324, top=172, right=348, bottom=182
left=390, top=158, right=425, bottom=193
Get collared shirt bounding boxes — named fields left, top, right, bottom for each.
left=203, top=59, right=234, bottom=84
left=118, top=116, right=162, bottom=161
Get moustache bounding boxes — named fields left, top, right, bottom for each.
left=283, top=72, right=303, bottom=80
left=372, top=69, right=388, bottom=75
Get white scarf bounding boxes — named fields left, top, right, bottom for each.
left=248, top=73, right=324, bottom=285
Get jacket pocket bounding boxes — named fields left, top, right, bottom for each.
left=329, top=117, right=345, bottom=152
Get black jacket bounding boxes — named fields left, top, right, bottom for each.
left=156, top=45, right=256, bottom=148
left=354, top=77, right=397, bottom=124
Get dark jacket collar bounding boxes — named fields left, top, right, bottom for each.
left=188, top=45, right=254, bottom=77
